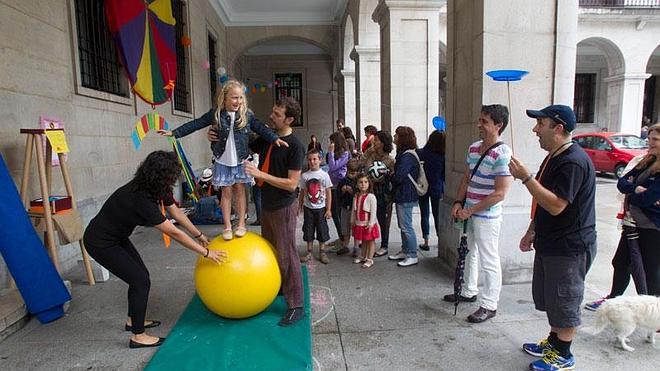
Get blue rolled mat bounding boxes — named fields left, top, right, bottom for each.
left=0, top=154, right=71, bottom=323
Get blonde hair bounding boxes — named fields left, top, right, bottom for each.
left=635, top=123, right=660, bottom=174
left=215, top=80, right=248, bottom=129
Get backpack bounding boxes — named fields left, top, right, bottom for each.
left=405, top=149, right=429, bottom=196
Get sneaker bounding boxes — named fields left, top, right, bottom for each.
left=336, top=246, right=350, bottom=255
left=522, top=338, right=552, bottom=357
left=351, top=248, right=359, bottom=258
left=278, top=307, right=304, bottom=326
left=443, top=293, right=477, bottom=303
left=529, top=348, right=575, bottom=370
left=388, top=251, right=406, bottom=261
left=418, top=244, right=430, bottom=251
left=300, top=252, right=312, bottom=263
left=397, top=257, right=418, bottom=267
left=584, top=297, right=608, bottom=311
left=319, top=252, right=330, bottom=264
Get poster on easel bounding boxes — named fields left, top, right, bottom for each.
left=39, top=116, right=67, bottom=166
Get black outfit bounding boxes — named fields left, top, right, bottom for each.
left=83, top=181, right=174, bottom=334
left=250, top=135, right=306, bottom=211
left=532, top=144, right=597, bottom=330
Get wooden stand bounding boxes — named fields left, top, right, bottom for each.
left=19, top=129, right=95, bottom=285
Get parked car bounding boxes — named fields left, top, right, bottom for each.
left=573, top=132, right=647, bottom=178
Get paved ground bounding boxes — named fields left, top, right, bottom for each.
left=0, top=174, right=658, bottom=370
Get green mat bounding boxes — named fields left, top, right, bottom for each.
left=146, top=267, right=311, bottom=370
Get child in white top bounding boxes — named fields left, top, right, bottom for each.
left=159, top=80, right=286, bottom=241
left=351, top=174, right=380, bottom=268
left=298, top=149, right=333, bottom=264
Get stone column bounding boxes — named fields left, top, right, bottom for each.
left=373, top=0, right=442, bottom=144
left=351, top=46, right=381, bottom=139
left=441, top=0, right=579, bottom=283
left=604, top=73, right=651, bottom=134
left=341, top=69, right=357, bottom=133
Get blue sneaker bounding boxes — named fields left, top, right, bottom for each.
left=529, top=348, right=575, bottom=370
left=584, top=297, right=607, bottom=311
left=522, top=338, right=552, bottom=357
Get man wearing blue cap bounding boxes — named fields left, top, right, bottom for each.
left=509, top=104, right=596, bottom=371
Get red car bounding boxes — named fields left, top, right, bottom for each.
left=573, top=132, right=647, bottom=178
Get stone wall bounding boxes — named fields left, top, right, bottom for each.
left=0, top=0, right=228, bottom=287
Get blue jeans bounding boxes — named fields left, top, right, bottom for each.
left=396, top=202, right=417, bottom=258
left=418, top=194, right=441, bottom=240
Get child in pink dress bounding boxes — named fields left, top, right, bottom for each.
left=351, top=174, right=380, bottom=268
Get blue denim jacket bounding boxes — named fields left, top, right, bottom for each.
left=391, top=150, right=420, bottom=203
left=171, top=109, right=278, bottom=161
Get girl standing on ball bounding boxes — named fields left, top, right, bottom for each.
left=84, top=151, right=226, bottom=349
left=159, top=80, right=288, bottom=241
left=351, top=174, right=380, bottom=268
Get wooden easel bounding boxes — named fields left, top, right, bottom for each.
left=19, top=128, right=95, bottom=285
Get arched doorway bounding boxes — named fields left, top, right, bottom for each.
left=575, top=37, right=626, bottom=132
left=644, top=44, right=660, bottom=127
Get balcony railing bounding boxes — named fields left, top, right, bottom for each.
left=580, top=0, right=660, bottom=7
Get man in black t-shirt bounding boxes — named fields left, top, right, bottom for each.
left=245, top=97, right=306, bottom=326
left=509, top=105, right=596, bottom=371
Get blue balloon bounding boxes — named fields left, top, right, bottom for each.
left=432, top=116, right=446, bottom=131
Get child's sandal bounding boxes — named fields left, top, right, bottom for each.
left=361, top=259, right=374, bottom=268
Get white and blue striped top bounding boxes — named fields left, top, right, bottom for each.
left=465, top=140, right=512, bottom=219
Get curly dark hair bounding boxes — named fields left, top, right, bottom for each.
left=394, top=126, right=417, bottom=152
left=132, top=151, right=181, bottom=200
left=376, top=131, right=393, bottom=154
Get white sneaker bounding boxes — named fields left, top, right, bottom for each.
left=388, top=251, right=406, bottom=261
left=397, top=257, right=418, bottom=267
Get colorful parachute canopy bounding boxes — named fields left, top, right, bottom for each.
left=132, top=112, right=169, bottom=150
left=105, top=0, right=176, bottom=106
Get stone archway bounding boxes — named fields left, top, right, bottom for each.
left=644, top=44, right=660, bottom=125
left=576, top=37, right=626, bottom=131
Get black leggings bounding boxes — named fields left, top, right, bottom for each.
left=609, top=227, right=660, bottom=297
left=84, top=237, right=151, bottom=334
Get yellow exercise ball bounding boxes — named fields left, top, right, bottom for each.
left=194, top=231, right=281, bottom=319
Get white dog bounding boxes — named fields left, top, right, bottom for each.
left=582, top=295, right=660, bottom=351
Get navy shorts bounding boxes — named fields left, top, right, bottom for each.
left=532, top=246, right=595, bottom=328
left=302, top=206, right=330, bottom=243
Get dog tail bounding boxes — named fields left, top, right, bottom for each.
left=581, top=309, right=609, bottom=335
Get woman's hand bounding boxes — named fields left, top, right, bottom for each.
left=157, top=129, right=173, bottom=137
left=274, top=138, right=289, bottom=148
left=196, top=234, right=209, bottom=247
left=635, top=185, right=647, bottom=194
left=205, top=248, right=227, bottom=264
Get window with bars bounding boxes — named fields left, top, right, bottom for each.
left=574, top=73, right=597, bottom=123
left=274, top=73, right=304, bottom=127
left=74, top=0, right=128, bottom=97
left=173, top=0, right=191, bottom=113
left=208, top=34, right=217, bottom=106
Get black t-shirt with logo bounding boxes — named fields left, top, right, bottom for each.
left=533, top=144, right=597, bottom=256
left=84, top=180, right=174, bottom=248
left=250, top=134, right=305, bottom=211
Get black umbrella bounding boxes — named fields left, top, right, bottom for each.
left=453, top=220, right=470, bottom=315
left=623, top=224, right=648, bottom=295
